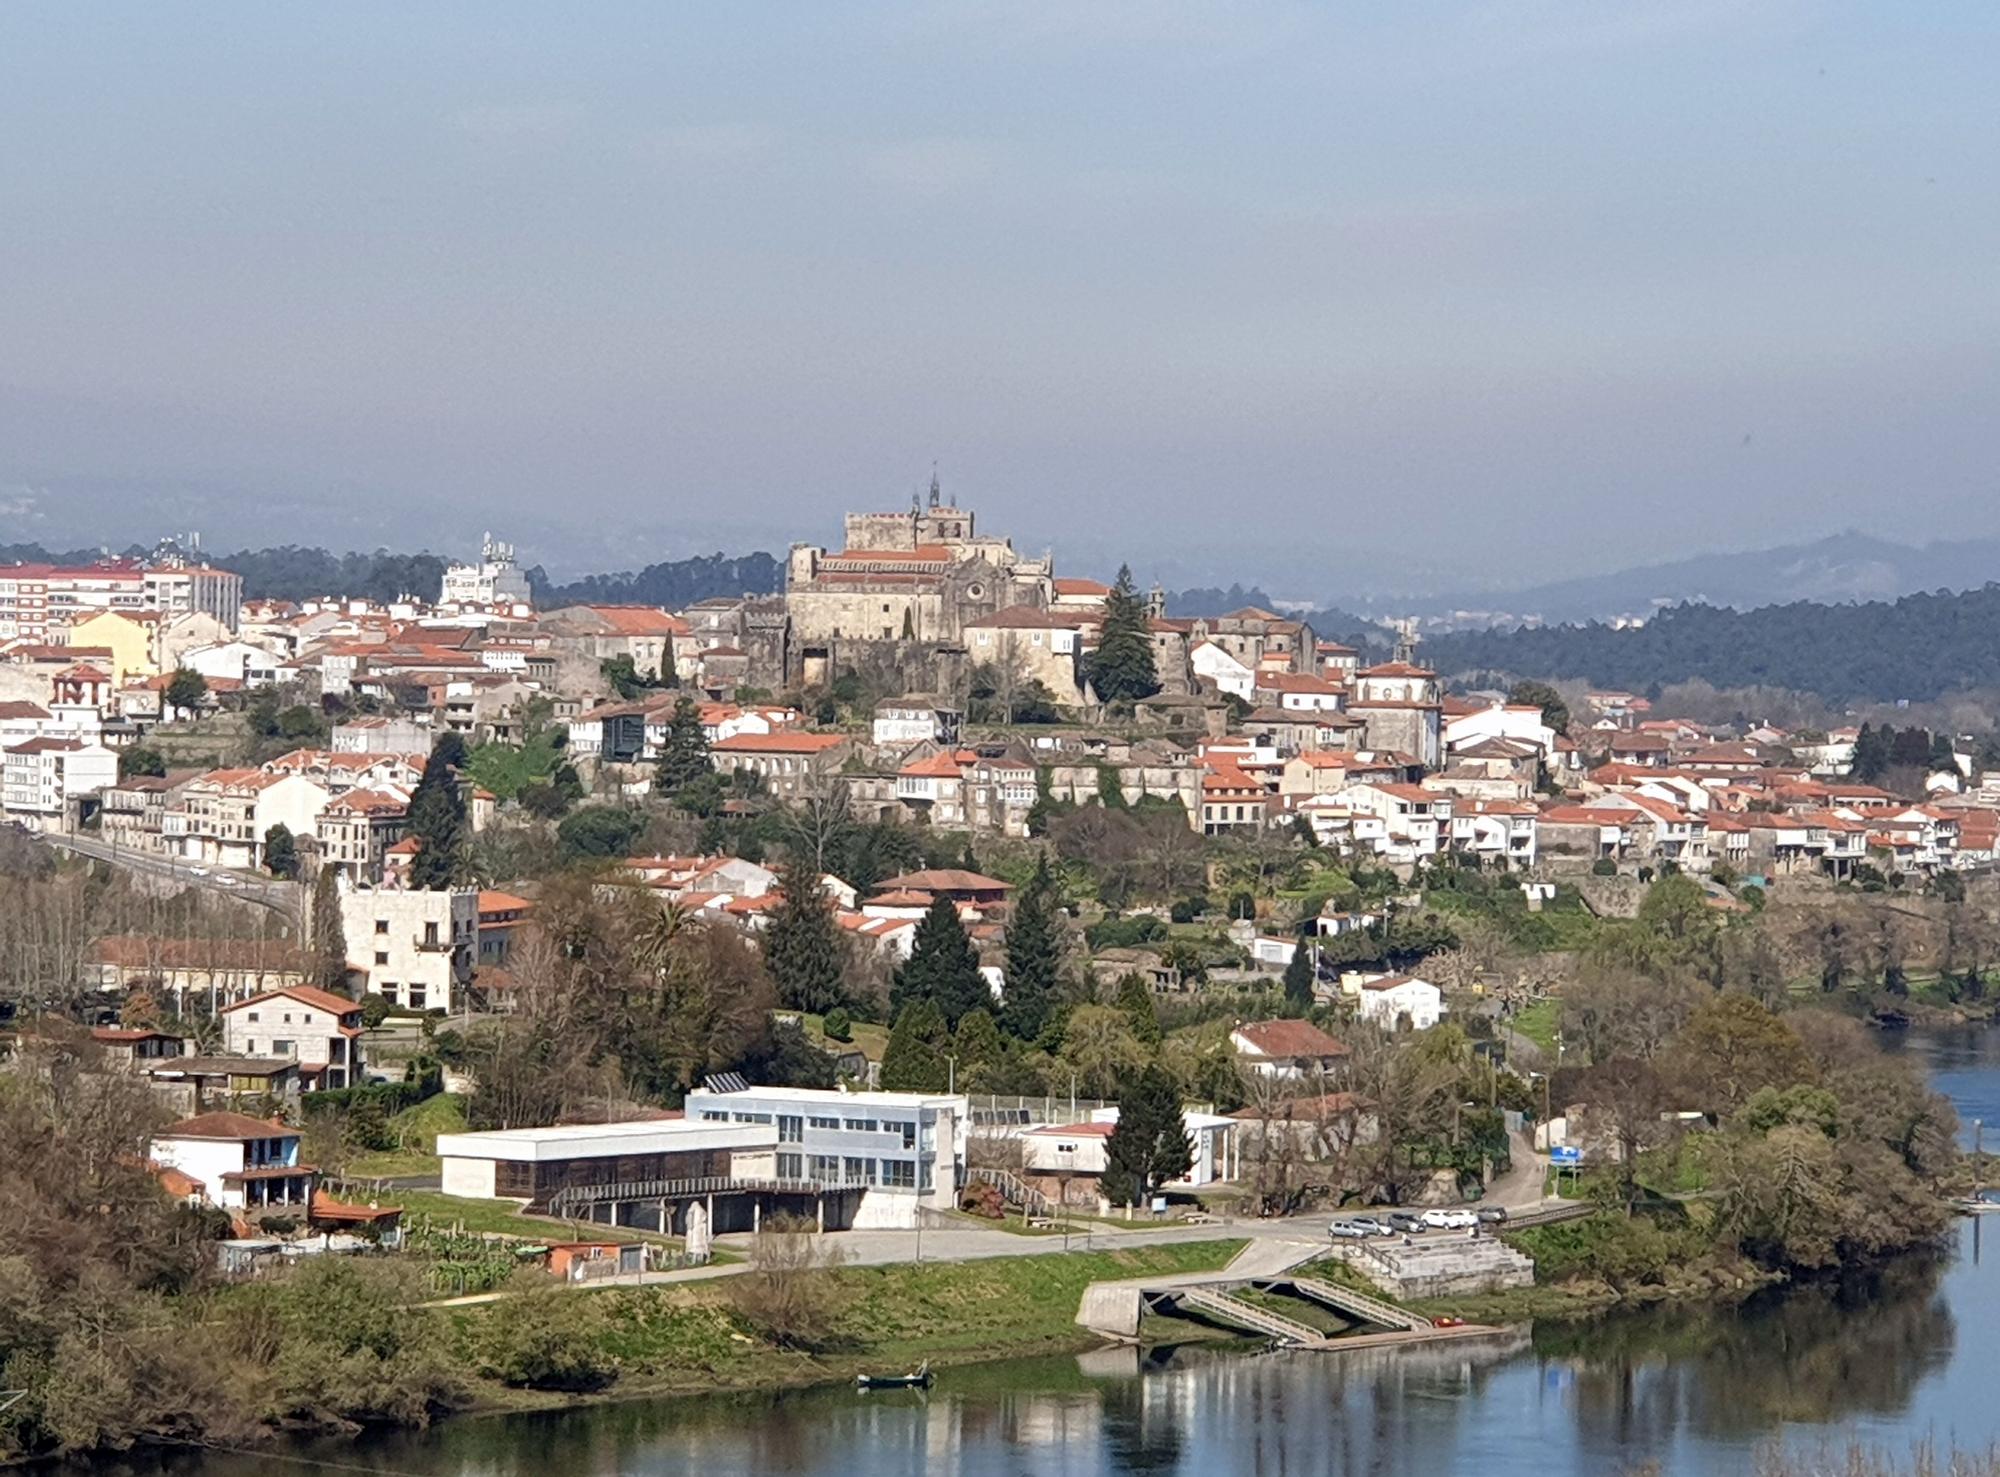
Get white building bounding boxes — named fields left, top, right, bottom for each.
left=1018, top=1106, right=1239, bottom=1205
left=149, top=1111, right=315, bottom=1213
left=441, top=534, right=532, bottom=608
left=438, top=1118, right=778, bottom=1203
left=872, top=697, right=961, bottom=749
left=1189, top=640, right=1257, bottom=700
left=1347, top=973, right=1445, bottom=1031
left=1, top=736, right=118, bottom=827
left=180, top=640, right=283, bottom=688
left=340, top=887, right=477, bottom=1013
left=683, top=1085, right=969, bottom=1228
left=220, top=985, right=368, bottom=1089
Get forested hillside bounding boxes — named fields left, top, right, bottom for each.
left=1421, top=585, right=2000, bottom=704
left=528, top=551, right=784, bottom=609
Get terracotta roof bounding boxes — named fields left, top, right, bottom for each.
left=152, top=1165, right=206, bottom=1198
left=1053, top=577, right=1111, bottom=597
left=1232, top=1019, right=1351, bottom=1059
left=90, top=1026, right=180, bottom=1043
left=874, top=868, right=1012, bottom=894
left=711, top=732, right=847, bottom=754
left=1356, top=661, right=1435, bottom=678
left=221, top=985, right=363, bottom=1017
left=567, top=605, right=689, bottom=636
left=159, top=1111, right=293, bottom=1141
left=964, top=606, right=1078, bottom=630
left=478, top=889, right=533, bottom=913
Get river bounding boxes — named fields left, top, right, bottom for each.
left=124, top=1028, right=2000, bottom=1477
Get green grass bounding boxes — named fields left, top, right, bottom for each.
left=1512, top=997, right=1560, bottom=1052
left=345, top=1093, right=466, bottom=1178
left=795, top=1012, right=891, bottom=1063
left=451, top=1238, right=1251, bottom=1409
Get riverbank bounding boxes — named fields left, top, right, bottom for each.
left=443, top=1239, right=1250, bottom=1419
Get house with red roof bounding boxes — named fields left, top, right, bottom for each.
left=220, top=985, right=368, bottom=1090
left=148, top=1111, right=316, bottom=1216
left=1229, top=1019, right=1352, bottom=1080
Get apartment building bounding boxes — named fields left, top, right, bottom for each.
left=340, top=886, right=477, bottom=1012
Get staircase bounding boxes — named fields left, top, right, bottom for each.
left=1286, top=1276, right=1427, bottom=1332
left=1170, top=1287, right=1324, bottom=1346
left=969, top=1165, right=1055, bottom=1215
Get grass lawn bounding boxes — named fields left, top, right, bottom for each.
left=796, top=1011, right=890, bottom=1064
left=345, top=1092, right=467, bottom=1179
left=1511, top=997, right=1560, bottom=1052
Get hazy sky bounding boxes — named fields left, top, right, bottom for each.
left=1, top=3, right=1995, bottom=594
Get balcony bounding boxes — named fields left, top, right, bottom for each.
left=412, top=934, right=453, bottom=953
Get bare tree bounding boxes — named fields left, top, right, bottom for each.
left=729, top=1213, right=852, bottom=1350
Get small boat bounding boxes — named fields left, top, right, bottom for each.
left=857, top=1360, right=933, bottom=1391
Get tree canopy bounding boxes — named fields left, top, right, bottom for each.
left=1087, top=564, right=1160, bottom=704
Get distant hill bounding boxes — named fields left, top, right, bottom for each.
left=529, top=552, right=784, bottom=610
left=1397, top=532, right=2000, bottom=627
left=1420, top=584, right=2000, bottom=705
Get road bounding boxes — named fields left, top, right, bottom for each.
left=45, top=831, right=302, bottom=917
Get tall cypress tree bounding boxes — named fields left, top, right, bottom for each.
left=1087, top=564, right=1160, bottom=704
left=1114, top=971, right=1162, bottom=1045
left=657, top=695, right=712, bottom=793
left=893, top=897, right=990, bottom=1027
left=1282, top=939, right=1317, bottom=1013
left=764, top=868, right=849, bottom=1014
left=309, top=865, right=350, bottom=992
left=1001, top=854, right=1063, bottom=1042
left=880, top=1000, right=951, bottom=1092
left=1103, top=1063, right=1194, bottom=1206
left=406, top=736, right=468, bottom=889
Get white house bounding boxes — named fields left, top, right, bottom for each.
left=220, top=985, right=368, bottom=1089
left=1348, top=973, right=1445, bottom=1031
left=1229, top=1018, right=1352, bottom=1080
left=1444, top=701, right=1557, bottom=759
left=1189, top=640, right=1257, bottom=700
left=181, top=640, right=283, bottom=688
left=148, top=1111, right=316, bottom=1214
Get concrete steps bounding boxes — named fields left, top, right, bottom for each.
left=1285, top=1275, right=1428, bottom=1332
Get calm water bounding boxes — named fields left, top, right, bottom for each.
left=123, top=1029, right=2000, bottom=1477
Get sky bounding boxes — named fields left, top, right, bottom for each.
left=0, top=2, right=1995, bottom=597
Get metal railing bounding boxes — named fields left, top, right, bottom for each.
left=546, top=1173, right=872, bottom=1217
left=967, top=1164, right=1054, bottom=1214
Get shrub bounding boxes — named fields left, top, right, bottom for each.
left=729, top=1215, right=852, bottom=1351
left=1591, top=858, right=1618, bottom=877
left=470, top=1274, right=618, bottom=1391
left=822, top=1007, right=853, bottom=1042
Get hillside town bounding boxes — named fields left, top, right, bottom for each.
left=0, top=496, right=1983, bottom=1458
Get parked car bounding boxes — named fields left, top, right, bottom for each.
left=1421, top=1208, right=1477, bottom=1230
left=188, top=866, right=209, bottom=877
left=1387, top=1211, right=1424, bottom=1234
left=1476, top=1205, right=1509, bottom=1224
left=1347, top=1215, right=1394, bottom=1237
left=1328, top=1219, right=1372, bottom=1240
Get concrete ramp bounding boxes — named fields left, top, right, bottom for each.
left=1169, top=1287, right=1324, bottom=1346
left=1284, top=1275, right=1428, bottom=1332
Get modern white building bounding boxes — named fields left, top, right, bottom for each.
left=438, top=1118, right=778, bottom=1204
left=683, top=1085, right=969, bottom=1228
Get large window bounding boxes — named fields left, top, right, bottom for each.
left=776, top=1152, right=803, bottom=1180
left=843, top=1156, right=871, bottom=1184
left=880, top=1158, right=916, bottom=1189
left=778, top=1115, right=803, bottom=1143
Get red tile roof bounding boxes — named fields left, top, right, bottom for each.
left=159, top=1111, right=293, bottom=1141
left=1232, top=1019, right=1351, bottom=1059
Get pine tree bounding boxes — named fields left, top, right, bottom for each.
left=953, top=1008, right=1003, bottom=1080
left=1087, top=565, right=1160, bottom=704
left=1001, top=855, right=1063, bottom=1042
left=893, top=897, right=990, bottom=1027
left=406, top=736, right=468, bottom=889
left=880, top=1000, right=951, bottom=1092
left=1113, top=971, right=1162, bottom=1045
left=1103, top=1063, right=1193, bottom=1206
left=659, top=634, right=678, bottom=689
left=764, top=868, right=849, bottom=1014
left=1851, top=723, right=1891, bottom=782
left=657, top=695, right=712, bottom=794
left=1282, top=938, right=1316, bottom=1013
left=308, top=866, right=349, bottom=992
